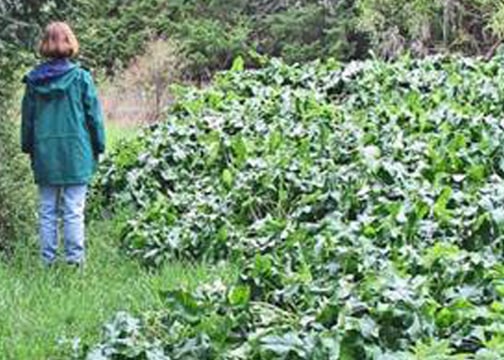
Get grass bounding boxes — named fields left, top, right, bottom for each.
left=0, top=218, right=237, bottom=359
left=105, top=120, right=143, bottom=149
left=0, top=123, right=236, bottom=359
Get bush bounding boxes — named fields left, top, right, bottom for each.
left=0, top=0, right=49, bottom=255
left=88, top=55, right=504, bottom=357
left=0, top=88, right=36, bottom=254
left=174, top=17, right=251, bottom=80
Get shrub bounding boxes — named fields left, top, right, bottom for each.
left=0, top=0, right=49, bottom=255
left=174, top=17, right=252, bottom=80
left=0, top=84, right=36, bottom=254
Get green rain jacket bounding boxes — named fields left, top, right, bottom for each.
left=21, top=60, right=105, bottom=185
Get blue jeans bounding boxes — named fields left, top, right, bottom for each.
left=38, top=185, right=87, bottom=265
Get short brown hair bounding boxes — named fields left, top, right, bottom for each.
left=39, top=22, right=79, bottom=58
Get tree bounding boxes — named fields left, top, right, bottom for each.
left=356, top=0, right=504, bottom=58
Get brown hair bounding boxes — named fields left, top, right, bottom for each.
left=39, top=22, right=79, bottom=58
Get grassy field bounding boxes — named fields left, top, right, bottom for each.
left=0, top=219, right=237, bottom=359
left=0, top=122, right=236, bottom=359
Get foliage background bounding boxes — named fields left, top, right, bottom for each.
left=0, top=1, right=44, bottom=251
left=42, top=0, right=504, bottom=78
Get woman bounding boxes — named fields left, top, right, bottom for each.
left=21, top=22, right=105, bottom=267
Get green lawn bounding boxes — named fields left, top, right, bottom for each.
left=0, top=123, right=236, bottom=359
left=0, top=219, right=237, bottom=359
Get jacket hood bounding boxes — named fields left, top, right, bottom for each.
left=24, top=59, right=80, bottom=96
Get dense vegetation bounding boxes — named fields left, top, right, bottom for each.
left=4, top=1, right=504, bottom=358
left=86, top=55, right=504, bottom=358
left=5, top=1, right=504, bottom=79
left=54, top=0, right=504, bottom=78
left=0, top=1, right=42, bottom=250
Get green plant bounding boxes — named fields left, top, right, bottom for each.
left=87, top=54, right=504, bottom=357
left=0, top=102, right=36, bottom=253
left=0, top=2, right=41, bottom=253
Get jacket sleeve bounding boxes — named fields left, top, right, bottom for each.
left=21, top=84, right=34, bottom=154
left=82, top=70, right=106, bottom=156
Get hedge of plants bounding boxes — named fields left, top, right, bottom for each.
left=0, top=45, right=36, bottom=254
left=87, top=55, right=504, bottom=358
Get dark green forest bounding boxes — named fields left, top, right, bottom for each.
left=3, top=0, right=504, bottom=77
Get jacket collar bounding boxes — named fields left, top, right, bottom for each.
left=26, top=58, right=77, bottom=84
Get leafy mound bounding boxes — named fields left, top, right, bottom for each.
left=90, top=56, right=504, bottom=358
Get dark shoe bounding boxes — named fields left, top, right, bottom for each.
left=67, top=261, right=85, bottom=273
left=43, top=261, right=56, bottom=269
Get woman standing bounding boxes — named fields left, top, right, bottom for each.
left=21, top=22, right=105, bottom=267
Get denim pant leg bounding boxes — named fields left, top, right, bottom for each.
left=39, top=186, right=60, bottom=264
left=62, top=185, right=87, bottom=264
